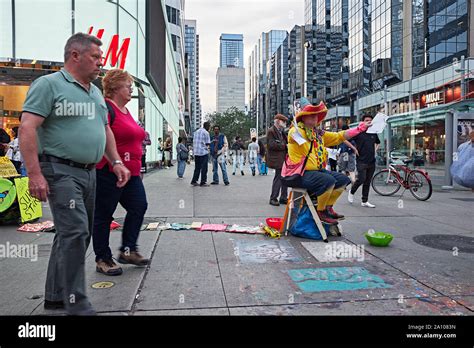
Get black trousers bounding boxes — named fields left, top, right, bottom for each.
left=192, top=154, right=209, bottom=184
left=350, top=162, right=376, bottom=203
left=270, top=168, right=288, bottom=201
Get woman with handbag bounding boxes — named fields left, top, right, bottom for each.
left=285, top=97, right=371, bottom=225
left=93, top=69, right=149, bottom=276
left=176, top=137, right=189, bottom=179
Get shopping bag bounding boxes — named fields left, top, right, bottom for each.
left=288, top=205, right=330, bottom=240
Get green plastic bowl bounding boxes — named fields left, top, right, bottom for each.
left=365, top=232, right=393, bottom=247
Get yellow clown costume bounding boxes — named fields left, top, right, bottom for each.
left=287, top=98, right=368, bottom=224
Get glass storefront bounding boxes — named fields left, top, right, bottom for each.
left=390, top=116, right=446, bottom=168
left=1, top=0, right=181, bottom=164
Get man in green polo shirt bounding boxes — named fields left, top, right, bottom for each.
left=20, top=33, right=131, bottom=316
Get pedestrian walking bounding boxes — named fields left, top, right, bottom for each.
left=0, top=128, right=11, bottom=156
left=191, top=121, right=211, bottom=186
left=248, top=137, right=259, bottom=176
left=231, top=136, right=245, bottom=176
left=176, top=136, right=189, bottom=179
left=20, top=33, right=130, bottom=315
left=267, top=114, right=289, bottom=206
left=257, top=138, right=266, bottom=175
left=210, top=125, right=229, bottom=185
left=326, top=146, right=340, bottom=171
left=348, top=114, right=380, bottom=208
left=164, top=137, right=172, bottom=168
left=6, top=127, right=22, bottom=174
left=141, top=129, right=151, bottom=177
left=337, top=124, right=359, bottom=184
left=93, top=68, right=149, bottom=277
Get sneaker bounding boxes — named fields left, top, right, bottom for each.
left=232, top=172, right=235, bottom=175
left=96, top=259, right=123, bottom=276
left=241, top=171, right=245, bottom=176
left=269, top=199, right=280, bottom=206
left=279, top=198, right=288, bottom=205
left=191, top=182, right=199, bottom=186
left=118, top=251, right=150, bottom=266
left=200, top=183, right=210, bottom=187
left=224, top=182, right=230, bottom=186
left=348, top=192, right=354, bottom=204
left=317, top=210, right=339, bottom=225
left=361, top=201, right=376, bottom=208
left=44, top=300, right=64, bottom=310
left=211, top=182, right=219, bottom=185
left=326, top=206, right=345, bottom=220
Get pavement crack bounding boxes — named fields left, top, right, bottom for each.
left=210, top=231, right=230, bottom=315
left=129, top=228, right=164, bottom=315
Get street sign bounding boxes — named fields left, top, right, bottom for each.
left=250, top=128, right=257, bottom=138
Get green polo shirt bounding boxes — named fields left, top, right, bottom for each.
left=22, top=68, right=108, bottom=164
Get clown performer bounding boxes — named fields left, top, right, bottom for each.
left=287, top=98, right=372, bottom=225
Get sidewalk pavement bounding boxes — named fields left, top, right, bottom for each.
left=0, top=162, right=473, bottom=316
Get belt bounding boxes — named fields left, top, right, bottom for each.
left=39, top=154, right=96, bottom=170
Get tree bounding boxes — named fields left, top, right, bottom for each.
left=206, top=107, right=256, bottom=144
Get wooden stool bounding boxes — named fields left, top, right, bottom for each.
left=281, top=188, right=329, bottom=243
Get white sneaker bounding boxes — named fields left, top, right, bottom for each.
left=361, top=201, right=376, bottom=208
left=348, top=192, right=354, bottom=204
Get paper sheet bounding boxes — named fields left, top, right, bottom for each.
left=367, top=112, right=388, bottom=134
left=291, top=128, right=308, bottom=145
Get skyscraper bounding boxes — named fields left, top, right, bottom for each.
left=185, top=20, right=202, bottom=133
left=217, top=33, right=245, bottom=113
left=220, top=34, right=244, bottom=68
left=165, top=0, right=187, bottom=134
left=216, top=68, right=245, bottom=113
left=248, top=30, right=287, bottom=132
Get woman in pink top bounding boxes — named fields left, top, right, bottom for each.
left=93, top=69, right=149, bottom=276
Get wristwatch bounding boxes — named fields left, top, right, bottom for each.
left=112, top=160, right=124, bottom=166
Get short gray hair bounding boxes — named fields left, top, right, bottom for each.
left=64, top=33, right=102, bottom=62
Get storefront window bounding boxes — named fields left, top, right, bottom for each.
left=0, top=85, right=29, bottom=137
left=15, top=0, right=72, bottom=61
left=390, top=117, right=445, bottom=168
left=0, top=0, right=13, bottom=58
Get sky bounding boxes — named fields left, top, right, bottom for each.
left=186, top=0, right=304, bottom=115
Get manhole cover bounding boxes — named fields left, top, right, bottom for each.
left=91, top=281, right=115, bottom=289
left=413, top=234, right=474, bottom=253
left=450, top=198, right=474, bottom=202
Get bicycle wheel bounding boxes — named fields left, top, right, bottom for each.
left=408, top=170, right=432, bottom=201
left=371, top=170, right=401, bottom=196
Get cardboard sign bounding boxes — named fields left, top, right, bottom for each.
left=14, top=177, right=42, bottom=223
left=0, top=156, right=20, bottom=178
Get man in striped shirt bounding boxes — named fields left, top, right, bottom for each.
left=191, top=121, right=211, bottom=186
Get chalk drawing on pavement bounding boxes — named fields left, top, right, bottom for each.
left=288, top=267, right=391, bottom=292
left=235, top=240, right=302, bottom=264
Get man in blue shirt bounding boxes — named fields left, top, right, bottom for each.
left=210, top=125, right=230, bottom=185
left=191, top=122, right=211, bottom=186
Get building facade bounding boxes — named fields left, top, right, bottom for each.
left=165, top=0, right=187, bottom=135
left=248, top=30, right=287, bottom=133
left=216, top=67, right=245, bottom=113
left=220, top=34, right=244, bottom=68
left=289, top=25, right=306, bottom=109
left=184, top=19, right=202, bottom=133
left=0, top=0, right=181, bottom=165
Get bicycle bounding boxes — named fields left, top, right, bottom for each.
left=371, top=158, right=433, bottom=201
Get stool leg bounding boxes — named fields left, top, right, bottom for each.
left=282, top=191, right=293, bottom=235
left=304, top=193, right=329, bottom=242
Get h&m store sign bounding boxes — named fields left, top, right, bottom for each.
left=88, top=26, right=130, bottom=69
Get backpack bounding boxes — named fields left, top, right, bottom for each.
left=105, top=101, right=116, bottom=126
